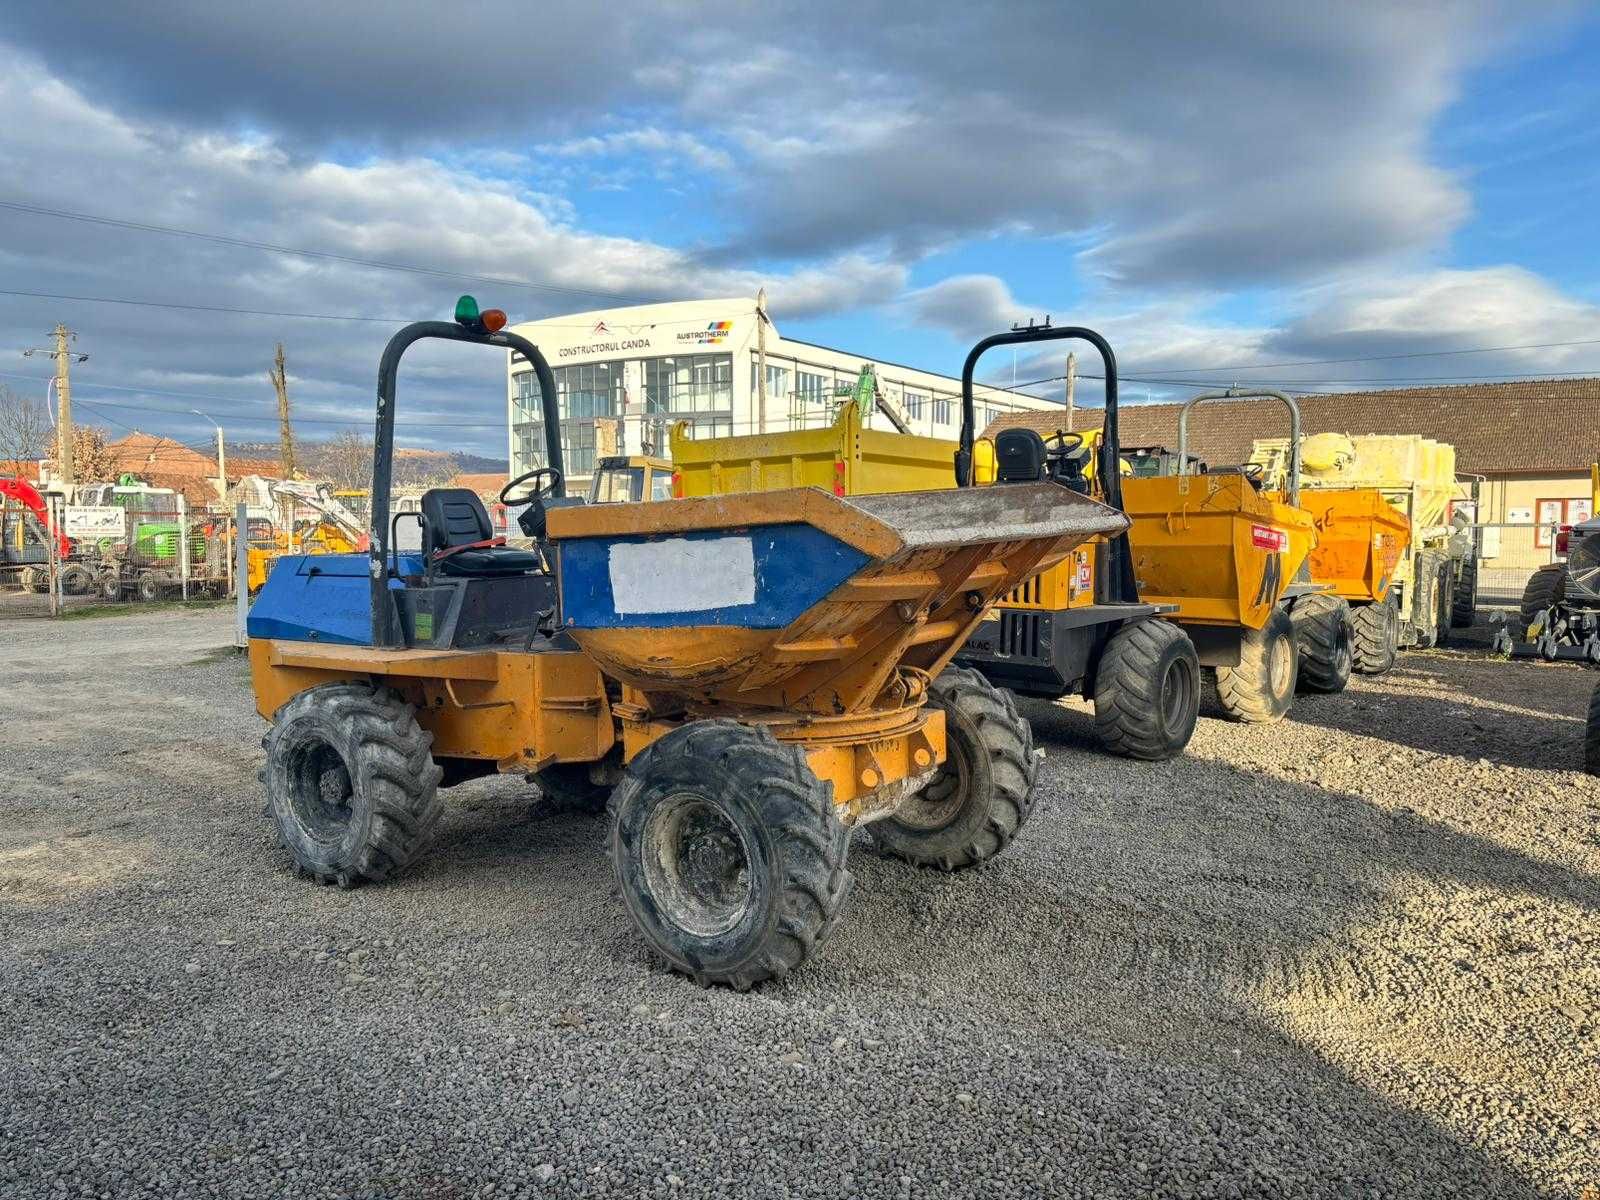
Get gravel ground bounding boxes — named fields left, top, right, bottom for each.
left=2, top=608, right=1596, bottom=1199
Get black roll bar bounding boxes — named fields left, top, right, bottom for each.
left=956, top=322, right=1136, bottom=604
left=369, top=321, right=562, bottom=648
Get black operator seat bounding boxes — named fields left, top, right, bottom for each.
left=419, top=488, right=542, bottom=576
left=993, top=428, right=1048, bottom=483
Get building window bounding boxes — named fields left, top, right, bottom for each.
left=1535, top=496, right=1595, bottom=548
left=643, top=353, right=733, bottom=445
left=512, top=362, right=622, bottom=476
left=932, top=395, right=952, bottom=427
left=788, top=368, right=830, bottom=427
left=904, top=390, right=927, bottom=420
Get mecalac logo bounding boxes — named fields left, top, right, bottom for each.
left=677, top=320, right=734, bottom=346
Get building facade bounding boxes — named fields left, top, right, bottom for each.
left=506, top=298, right=1055, bottom=486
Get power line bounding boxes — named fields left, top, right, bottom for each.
left=0, top=199, right=664, bottom=307
left=0, top=288, right=404, bottom=323
left=0, top=371, right=505, bottom=430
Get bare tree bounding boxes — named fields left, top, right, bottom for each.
left=318, top=430, right=374, bottom=491
left=0, top=383, right=50, bottom=476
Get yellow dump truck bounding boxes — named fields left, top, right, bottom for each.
left=1250, top=432, right=1471, bottom=656
left=670, top=403, right=988, bottom=497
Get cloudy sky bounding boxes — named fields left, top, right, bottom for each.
left=1, top=1, right=1597, bottom=460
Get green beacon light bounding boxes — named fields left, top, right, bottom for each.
left=454, top=294, right=481, bottom=326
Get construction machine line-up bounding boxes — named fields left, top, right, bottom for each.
left=1109, top=390, right=1352, bottom=724
left=1251, top=432, right=1470, bottom=663
left=247, top=299, right=1129, bottom=987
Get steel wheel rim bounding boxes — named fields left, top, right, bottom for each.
left=642, top=794, right=753, bottom=938
left=896, top=733, right=970, bottom=832
left=1268, top=635, right=1293, bottom=696
left=1160, top=655, right=1194, bottom=733
left=285, top=739, right=355, bottom=845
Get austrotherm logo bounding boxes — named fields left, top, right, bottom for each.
left=677, top=320, right=734, bottom=346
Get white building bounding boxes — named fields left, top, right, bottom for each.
left=506, top=297, right=1059, bottom=487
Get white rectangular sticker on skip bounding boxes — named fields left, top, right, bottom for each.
left=608, top=536, right=756, bottom=615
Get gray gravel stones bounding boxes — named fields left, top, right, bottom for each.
left=2, top=608, right=1596, bottom=1198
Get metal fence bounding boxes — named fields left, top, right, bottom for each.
left=1472, top=522, right=1564, bottom=605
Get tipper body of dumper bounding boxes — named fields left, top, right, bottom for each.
left=545, top=481, right=1122, bottom=806
left=246, top=297, right=1132, bottom=989
left=1119, top=471, right=1317, bottom=630
left=1295, top=488, right=1409, bottom=605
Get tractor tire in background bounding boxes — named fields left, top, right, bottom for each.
left=261, top=682, right=445, bottom=888
left=867, top=667, right=1037, bottom=870
left=1091, top=618, right=1199, bottom=760
left=1520, top=563, right=1569, bottom=637
left=1451, top=553, right=1479, bottom=628
left=60, top=564, right=93, bottom=596
left=1410, top=551, right=1447, bottom=648
left=1586, top=678, right=1600, bottom=778
left=1351, top=596, right=1399, bottom=674
left=1432, top=557, right=1455, bottom=648
left=608, top=719, right=850, bottom=989
left=1214, top=606, right=1298, bottom=723
left=1290, top=593, right=1354, bottom=694
left=98, top=571, right=122, bottom=601
left=135, top=571, right=162, bottom=603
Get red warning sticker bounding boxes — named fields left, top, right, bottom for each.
left=1251, top=524, right=1288, bottom=552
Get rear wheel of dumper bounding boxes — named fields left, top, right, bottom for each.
left=1291, top=593, right=1353, bottom=694
left=135, top=570, right=162, bottom=603
left=1214, top=606, right=1297, bottom=723
left=1092, top=619, right=1199, bottom=760
left=98, top=570, right=121, bottom=601
left=609, top=720, right=850, bottom=989
left=867, top=667, right=1037, bottom=869
left=1351, top=595, right=1399, bottom=674
left=262, top=682, right=445, bottom=888
left=1585, top=679, right=1600, bottom=778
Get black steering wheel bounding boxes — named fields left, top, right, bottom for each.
left=500, top=466, right=563, bottom=507
left=1044, top=430, right=1085, bottom=456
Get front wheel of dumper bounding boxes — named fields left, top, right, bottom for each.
left=608, top=720, right=851, bottom=989
left=1214, top=606, right=1298, bottom=723
left=1092, top=618, right=1199, bottom=760
left=866, top=667, right=1038, bottom=870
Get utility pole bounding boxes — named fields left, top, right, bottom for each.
left=755, top=288, right=769, bottom=434
left=192, top=409, right=226, bottom=501
left=269, top=343, right=295, bottom=479
left=21, top=325, right=87, bottom=490
left=1064, top=351, right=1077, bottom=433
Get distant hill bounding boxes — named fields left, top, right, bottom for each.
left=227, top=441, right=506, bottom=485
